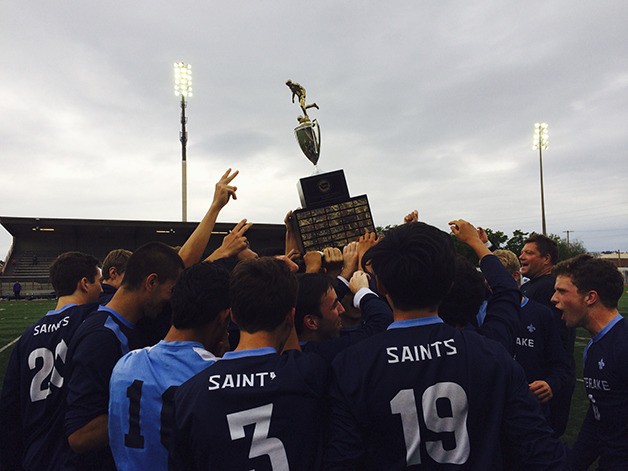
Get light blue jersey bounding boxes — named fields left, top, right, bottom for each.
left=108, top=340, right=217, bottom=471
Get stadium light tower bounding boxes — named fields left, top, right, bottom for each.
left=174, top=62, right=193, bottom=222
left=533, top=122, right=549, bottom=235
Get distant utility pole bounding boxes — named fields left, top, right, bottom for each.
left=563, top=230, right=574, bottom=248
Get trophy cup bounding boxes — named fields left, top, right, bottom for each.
left=286, top=80, right=375, bottom=252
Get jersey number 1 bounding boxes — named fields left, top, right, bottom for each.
left=124, top=380, right=177, bottom=449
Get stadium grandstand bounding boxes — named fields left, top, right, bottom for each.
left=0, top=216, right=284, bottom=299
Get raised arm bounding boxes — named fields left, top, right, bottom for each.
left=178, top=168, right=239, bottom=267
left=205, top=219, right=252, bottom=262
left=450, top=219, right=520, bottom=355
left=284, top=210, right=302, bottom=257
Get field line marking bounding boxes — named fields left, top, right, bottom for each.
left=0, top=336, right=21, bottom=354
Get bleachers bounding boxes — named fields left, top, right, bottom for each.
left=0, top=216, right=286, bottom=299
left=10, top=252, right=56, bottom=278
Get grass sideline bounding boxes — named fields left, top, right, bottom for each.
left=1, top=289, right=627, bottom=446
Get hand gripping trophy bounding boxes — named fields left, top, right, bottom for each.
left=286, top=80, right=321, bottom=169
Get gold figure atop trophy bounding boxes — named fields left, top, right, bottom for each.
left=286, top=80, right=321, bottom=167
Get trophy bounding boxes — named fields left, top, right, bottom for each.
left=286, top=80, right=375, bottom=252
left=286, top=80, right=321, bottom=168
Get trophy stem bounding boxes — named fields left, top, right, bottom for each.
left=312, top=165, right=321, bottom=175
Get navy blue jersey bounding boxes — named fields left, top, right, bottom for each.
left=64, top=306, right=138, bottom=471
left=570, top=315, right=628, bottom=470
left=302, top=289, right=393, bottom=363
left=521, top=274, right=576, bottom=362
left=521, top=274, right=575, bottom=436
left=108, top=340, right=217, bottom=471
left=171, top=348, right=329, bottom=470
left=98, top=284, right=117, bottom=306
left=475, top=255, right=522, bottom=355
left=325, top=317, right=566, bottom=470
left=514, top=297, right=571, bottom=426
left=0, top=303, right=97, bottom=471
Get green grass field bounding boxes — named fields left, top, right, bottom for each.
left=1, top=289, right=627, bottom=446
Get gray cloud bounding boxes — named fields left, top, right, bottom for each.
left=1, top=1, right=627, bottom=256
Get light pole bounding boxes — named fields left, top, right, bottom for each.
left=533, top=122, right=549, bottom=235
left=174, top=62, right=193, bottom=222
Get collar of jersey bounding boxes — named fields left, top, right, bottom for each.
left=156, top=339, right=205, bottom=349
left=98, top=305, right=135, bottom=329
left=45, top=303, right=79, bottom=316
left=222, top=347, right=277, bottom=360
left=387, top=316, right=443, bottom=330
left=584, top=314, right=623, bottom=363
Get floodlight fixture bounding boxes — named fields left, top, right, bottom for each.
left=174, top=61, right=192, bottom=222
left=533, top=122, right=548, bottom=150
left=174, top=62, right=193, bottom=99
left=532, top=122, right=549, bottom=235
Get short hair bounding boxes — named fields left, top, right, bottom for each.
left=553, top=255, right=624, bottom=309
left=170, top=262, right=230, bottom=330
left=295, top=273, right=333, bottom=335
left=49, top=252, right=100, bottom=297
left=121, top=242, right=184, bottom=291
left=524, top=233, right=559, bottom=265
left=229, top=257, right=298, bottom=333
left=101, top=249, right=132, bottom=280
left=493, top=249, right=521, bottom=274
left=362, top=222, right=456, bottom=311
left=439, top=255, right=488, bottom=327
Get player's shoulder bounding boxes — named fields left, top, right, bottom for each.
left=75, top=308, right=110, bottom=330
left=112, top=345, right=152, bottom=375
left=281, top=349, right=329, bottom=373
left=605, top=317, right=628, bottom=351
left=521, top=297, right=553, bottom=322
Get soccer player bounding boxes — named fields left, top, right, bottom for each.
left=550, top=255, right=627, bottom=469
left=0, top=252, right=102, bottom=471
left=63, top=242, right=183, bottom=470
left=325, top=221, right=565, bottom=469
left=296, top=271, right=393, bottom=363
left=108, top=262, right=230, bottom=471
left=520, top=233, right=576, bottom=436
left=170, top=257, right=329, bottom=470
left=493, top=249, right=571, bottom=433
left=99, top=249, right=132, bottom=305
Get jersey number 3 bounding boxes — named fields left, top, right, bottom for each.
left=227, top=403, right=289, bottom=470
left=390, top=382, right=470, bottom=465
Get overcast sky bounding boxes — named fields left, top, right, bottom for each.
left=1, top=1, right=627, bottom=259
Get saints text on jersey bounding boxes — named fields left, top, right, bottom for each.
left=386, top=339, right=457, bottom=364
left=208, top=371, right=277, bottom=390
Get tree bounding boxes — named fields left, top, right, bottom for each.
left=549, top=234, right=588, bottom=261
left=485, top=228, right=508, bottom=248
left=504, top=229, right=529, bottom=257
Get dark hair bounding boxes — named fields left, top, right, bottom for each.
left=170, top=262, right=230, bottom=329
left=362, top=222, right=456, bottom=311
left=524, top=233, right=559, bottom=265
left=101, top=249, right=133, bottom=280
left=295, top=273, right=333, bottom=335
left=49, top=252, right=100, bottom=297
left=553, top=255, right=624, bottom=309
left=229, top=257, right=298, bottom=333
left=121, top=242, right=184, bottom=291
left=439, top=255, right=488, bottom=327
